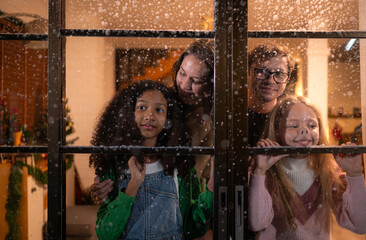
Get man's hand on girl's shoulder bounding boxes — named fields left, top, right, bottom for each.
left=90, top=176, right=114, bottom=204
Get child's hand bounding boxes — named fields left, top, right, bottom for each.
left=129, top=156, right=146, bottom=183
left=335, top=142, right=363, bottom=177
left=125, top=156, right=146, bottom=197
left=253, top=138, right=289, bottom=175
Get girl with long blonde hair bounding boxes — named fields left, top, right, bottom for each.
left=249, top=95, right=366, bottom=239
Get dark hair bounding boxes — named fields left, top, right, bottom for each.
left=89, top=80, right=193, bottom=178
left=249, top=43, right=295, bottom=75
left=172, top=40, right=214, bottom=113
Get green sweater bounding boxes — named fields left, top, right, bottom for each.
left=95, top=167, right=213, bottom=240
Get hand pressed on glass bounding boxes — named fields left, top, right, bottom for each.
left=334, top=142, right=363, bottom=177
left=253, top=138, right=289, bottom=176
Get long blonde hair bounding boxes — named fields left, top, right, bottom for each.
left=262, top=95, right=346, bottom=230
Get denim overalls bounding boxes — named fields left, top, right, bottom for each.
left=118, top=161, right=184, bottom=240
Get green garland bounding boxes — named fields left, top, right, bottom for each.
left=5, top=163, right=22, bottom=240
left=5, top=161, right=49, bottom=240
left=4, top=159, right=74, bottom=240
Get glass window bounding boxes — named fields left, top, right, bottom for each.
left=248, top=0, right=359, bottom=31
left=248, top=37, right=366, bottom=240
left=65, top=0, right=214, bottom=31
left=0, top=3, right=49, bottom=239
left=1, top=0, right=366, bottom=239
left=65, top=37, right=199, bottom=147
left=249, top=38, right=363, bottom=146
left=0, top=44, right=48, bottom=146
left=0, top=1, right=48, bottom=34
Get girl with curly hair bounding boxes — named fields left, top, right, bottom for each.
left=90, top=80, right=213, bottom=240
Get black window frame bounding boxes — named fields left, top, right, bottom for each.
left=0, top=0, right=366, bottom=239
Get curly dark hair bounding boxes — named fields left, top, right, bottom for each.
left=89, top=80, right=193, bottom=178
left=172, top=40, right=214, bottom=114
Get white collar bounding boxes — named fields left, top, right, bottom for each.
left=126, top=160, right=163, bottom=175
left=280, top=156, right=310, bottom=172
left=145, top=160, right=163, bottom=174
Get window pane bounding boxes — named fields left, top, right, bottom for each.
left=0, top=1, right=48, bottom=34
left=248, top=38, right=364, bottom=147
left=66, top=37, right=214, bottom=222
left=0, top=3, right=49, bottom=238
left=328, top=39, right=362, bottom=146
left=66, top=153, right=99, bottom=240
left=248, top=0, right=360, bottom=31
left=0, top=1, right=49, bottom=146
left=248, top=39, right=366, bottom=240
left=0, top=40, right=48, bottom=146
left=65, top=0, right=214, bottom=31
left=65, top=37, right=199, bottom=146
left=66, top=37, right=215, bottom=148
left=0, top=153, right=48, bottom=239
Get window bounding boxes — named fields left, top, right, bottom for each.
left=0, top=0, right=365, bottom=239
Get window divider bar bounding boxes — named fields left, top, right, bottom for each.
left=60, top=146, right=214, bottom=155
left=0, top=146, right=48, bottom=153
left=0, top=33, right=48, bottom=41
left=249, top=146, right=366, bottom=155
left=232, top=1, right=249, bottom=239
left=61, top=29, right=215, bottom=38
left=2, top=31, right=366, bottom=41
left=48, top=0, right=66, bottom=238
left=3, top=145, right=366, bottom=155
left=248, top=31, right=366, bottom=39
left=214, top=0, right=231, bottom=238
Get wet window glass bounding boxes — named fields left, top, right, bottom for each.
left=248, top=0, right=360, bottom=31
left=0, top=1, right=48, bottom=34
left=65, top=0, right=214, bottom=31
left=248, top=38, right=364, bottom=146
left=248, top=38, right=366, bottom=239
left=65, top=37, right=206, bottom=147
left=0, top=2, right=48, bottom=240
left=0, top=40, right=48, bottom=147
left=1, top=0, right=366, bottom=239
left=65, top=36, right=214, bottom=237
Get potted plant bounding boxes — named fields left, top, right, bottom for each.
left=9, top=107, right=21, bottom=146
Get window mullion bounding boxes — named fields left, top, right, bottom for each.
left=48, top=0, right=66, bottom=238
left=214, top=0, right=230, bottom=239
left=232, top=1, right=248, bottom=239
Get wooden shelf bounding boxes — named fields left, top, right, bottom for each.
left=328, top=115, right=361, bottom=119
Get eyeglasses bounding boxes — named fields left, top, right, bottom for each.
left=251, top=68, right=289, bottom=84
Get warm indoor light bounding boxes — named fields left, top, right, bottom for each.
left=345, top=39, right=357, bottom=51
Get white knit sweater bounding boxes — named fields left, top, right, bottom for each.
left=249, top=157, right=366, bottom=240
left=280, top=157, right=316, bottom=195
